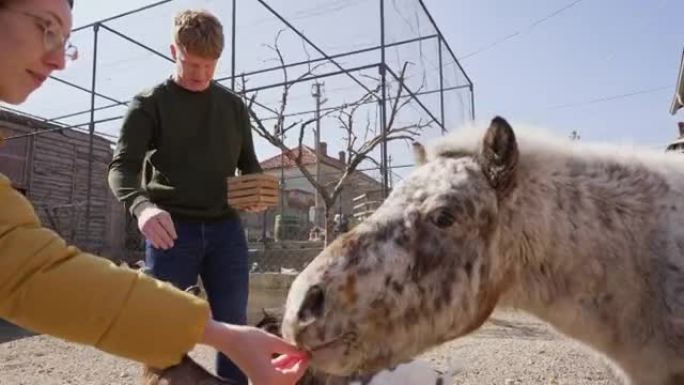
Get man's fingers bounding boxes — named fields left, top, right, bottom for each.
left=245, top=204, right=268, bottom=213
left=146, top=220, right=173, bottom=249
left=137, top=207, right=176, bottom=250
left=153, top=218, right=174, bottom=249
left=158, top=214, right=178, bottom=240
left=145, top=231, right=162, bottom=250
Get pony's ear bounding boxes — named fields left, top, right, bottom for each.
left=479, top=116, right=518, bottom=196
left=412, top=142, right=427, bottom=166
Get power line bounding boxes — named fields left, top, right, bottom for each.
left=2, top=83, right=463, bottom=143
left=255, top=84, right=468, bottom=123
left=236, top=0, right=366, bottom=33
left=388, top=0, right=442, bottom=83
left=549, top=85, right=671, bottom=110
left=459, top=0, right=586, bottom=61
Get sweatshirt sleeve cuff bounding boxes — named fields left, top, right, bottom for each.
left=130, top=197, right=156, bottom=218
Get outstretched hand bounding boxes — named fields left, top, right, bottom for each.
left=201, top=320, right=310, bottom=385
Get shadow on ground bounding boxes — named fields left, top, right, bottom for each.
left=0, top=319, right=35, bottom=344
left=473, top=317, right=557, bottom=341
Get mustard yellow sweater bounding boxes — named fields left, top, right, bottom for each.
left=0, top=174, right=210, bottom=368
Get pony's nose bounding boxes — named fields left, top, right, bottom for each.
left=297, top=284, right=326, bottom=323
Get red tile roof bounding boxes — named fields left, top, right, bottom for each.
left=260, top=146, right=384, bottom=189
left=260, top=146, right=346, bottom=170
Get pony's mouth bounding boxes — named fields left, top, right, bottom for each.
left=301, top=331, right=359, bottom=375
left=307, top=331, right=357, bottom=353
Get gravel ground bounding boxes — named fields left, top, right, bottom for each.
left=0, top=310, right=623, bottom=385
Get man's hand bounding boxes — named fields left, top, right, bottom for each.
left=137, top=205, right=177, bottom=250
left=243, top=204, right=269, bottom=213
left=201, top=320, right=310, bottom=385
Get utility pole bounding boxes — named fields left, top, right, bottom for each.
left=388, top=155, right=394, bottom=190
left=570, top=130, right=581, bottom=141
left=311, top=82, right=326, bottom=227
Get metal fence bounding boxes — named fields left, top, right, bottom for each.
left=0, top=0, right=474, bottom=256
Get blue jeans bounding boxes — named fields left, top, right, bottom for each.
left=145, top=217, right=249, bottom=385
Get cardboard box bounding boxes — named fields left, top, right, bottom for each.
left=227, top=174, right=279, bottom=209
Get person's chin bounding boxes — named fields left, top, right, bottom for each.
left=2, top=88, right=31, bottom=105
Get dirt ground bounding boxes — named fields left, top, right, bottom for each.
left=0, top=310, right=623, bottom=385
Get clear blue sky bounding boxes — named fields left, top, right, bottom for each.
left=426, top=0, right=683, bottom=148
left=6, top=0, right=683, bottom=169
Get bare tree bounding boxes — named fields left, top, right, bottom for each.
left=239, top=32, right=432, bottom=244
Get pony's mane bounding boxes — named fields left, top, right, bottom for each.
left=428, top=119, right=681, bottom=171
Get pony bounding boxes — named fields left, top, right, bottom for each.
left=282, top=116, right=684, bottom=385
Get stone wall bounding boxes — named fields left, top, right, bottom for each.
left=246, top=273, right=297, bottom=324
left=248, top=241, right=323, bottom=273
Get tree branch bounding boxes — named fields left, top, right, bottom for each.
left=244, top=32, right=428, bottom=243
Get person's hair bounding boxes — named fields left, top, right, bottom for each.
left=173, top=9, right=224, bottom=59
left=0, top=0, right=73, bottom=9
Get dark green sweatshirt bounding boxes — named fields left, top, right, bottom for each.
left=108, top=79, right=262, bottom=220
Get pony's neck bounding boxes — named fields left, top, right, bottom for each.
left=495, top=152, right=659, bottom=354
left=496, top=155, right=610, bottom=316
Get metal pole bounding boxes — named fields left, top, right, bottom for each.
left=48, top=102, right=123, bottom=122
left=241, top=63, right=380, bottom=94
left=312, top=82, right=324, bottom=227
left=379, top=0, right=389, bottom=198
left=262, top=209, right=267, bottom=244
left=98, top=24, right=173, bottom=63
left=438, top=36, right=446, bottom=132
left=416, top=0, right=474, bottom=90
left=251, top=83, right=469, bottom=123
left=279, top=136, right=285, bottom=221
left=4, top=116, right=123, bottom=141
left=85, top=23, right=100, bottom=248
left=388, top=155, right=394, bottom=189
left=470, top=84, right=476, bottom=121
left=72, top=0, right=174, bottom=32
left=215, top=35, right=438, bottom=84
left=231, top=0, right=237, bottom=90
left=256, top=0, right=377, bottom=97
left=50, top=75, right=126, bottom=106
left=384, top=66, right=442, bottom=127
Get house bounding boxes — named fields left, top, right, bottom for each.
left=240, top=142, right=384, bottom=241
left=666, top=123, right=684, bottom=152
left=0, top=109, right=126, bottom=260
left=671, top=48, right=684, bottom=116
left=666, top=49, right=684, bottom=153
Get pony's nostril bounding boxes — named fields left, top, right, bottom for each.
left=298, top=284, right=326, bottom=322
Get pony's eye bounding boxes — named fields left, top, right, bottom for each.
left=431, top=210, right=456, bottom=228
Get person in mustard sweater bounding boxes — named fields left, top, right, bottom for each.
left=0, top=1, right=309, bottom=384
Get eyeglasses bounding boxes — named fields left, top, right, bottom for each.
left=2, top=8, right=78, bottom=61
